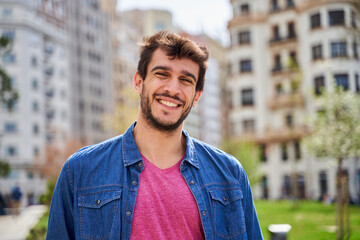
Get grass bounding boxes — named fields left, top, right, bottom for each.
left=26, top=210, right=49, bottom=240
left=255, top=200, right=360, bottom=240
left=27, top=201, right=360, bottom=240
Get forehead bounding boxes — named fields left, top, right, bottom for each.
left=148, top=48, right=199, bottom=78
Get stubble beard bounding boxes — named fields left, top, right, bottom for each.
left=140, top=87, right=194, bottom=133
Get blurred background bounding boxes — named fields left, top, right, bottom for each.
left=0, top=0, right=360, bottom=239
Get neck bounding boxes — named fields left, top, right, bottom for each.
left=133, top=117, right=186, bottom=169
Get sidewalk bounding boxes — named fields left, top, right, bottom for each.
left=0, top=205, right=47, bottom=240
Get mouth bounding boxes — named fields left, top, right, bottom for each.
left=155, top=94, right=184, bottom=108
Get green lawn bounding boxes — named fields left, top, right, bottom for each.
left=27, top=201, right=360, bottom=240
left=255, top=200, right=360, bottom=240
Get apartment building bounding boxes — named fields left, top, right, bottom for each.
left=227, top=0, right=360, bottom=201
left=67, top=0, right=113, bottom=144
left=0, top=0, right=70, bottom=202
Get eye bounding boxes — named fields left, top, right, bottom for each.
left=155, top=72, right=169, bottom=79
left=181, top=78, right=194, bottom=85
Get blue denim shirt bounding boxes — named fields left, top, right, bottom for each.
left=47, top=123, right=263, bottom=240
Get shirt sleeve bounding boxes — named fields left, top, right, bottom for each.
left=46, top=160, right=75, bottom=240
left=241, top=169, right=264, bottom=240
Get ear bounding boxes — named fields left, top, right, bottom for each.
left=134, top=71, right=143, bottom=94
left=192, top=91, right=202, bottom=107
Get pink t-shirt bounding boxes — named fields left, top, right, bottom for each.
left=130, top=155, right=204, bottom=240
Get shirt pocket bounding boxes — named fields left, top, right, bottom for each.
left=78, top=190, right=121, bottom=240
left=209, top=189, right=245, bottom=239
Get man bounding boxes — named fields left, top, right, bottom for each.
left=11, top=183, right=22, bottom=216
left=47, top=31, right=263, bottom=240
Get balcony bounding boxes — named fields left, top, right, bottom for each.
left=268, top=92, right=304, bottom=110
left=257, top=125, right=309, bottom=143
left=269, top=34, right=297, bottom=48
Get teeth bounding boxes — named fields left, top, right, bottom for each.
left=159, top=99, right=178, bottom=107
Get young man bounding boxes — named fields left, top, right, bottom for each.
left=47, top=31, right=263, bottom=240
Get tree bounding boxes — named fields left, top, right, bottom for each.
left=221, top=139, right=261, bottom=188
left=0, top=36, right=18, bottom=111
left=103, top=85, right=139, bottom=135
left=304, top=87, right=360, bottom=240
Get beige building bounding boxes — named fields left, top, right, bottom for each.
left=227, top=0, right=360, bottom=202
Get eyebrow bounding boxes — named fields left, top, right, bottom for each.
left=151, top=65, right=197, bottom=83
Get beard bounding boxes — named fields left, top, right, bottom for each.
left=140, top=87, right=194, bottom=133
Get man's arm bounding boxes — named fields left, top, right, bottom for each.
left=241, top=169, right=264, bottom=240
left=46, top=160, right=75, bottom=240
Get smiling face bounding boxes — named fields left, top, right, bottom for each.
left=134, top=48, right=202, bottom=132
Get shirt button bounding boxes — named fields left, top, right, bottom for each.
left=223, top=196, right=227, bottom=201
left=202, top=211, right=207, bottom=216
left=190, top=180, right=195, bottom=185
left=138, top=162, right=143, bottom=167
left=181, top=162, right=184, bottom=166
left=132, top=181, right=137, bottom=186
left=96, top=200, right=101, bottom=205
left=126, top=211, right=132, bottom=216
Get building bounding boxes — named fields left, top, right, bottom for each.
left=67, top=0, right=113, bottom=144
left=181, top=33, right=227, bottom=147
left=0, top=0, right=70, bottom=203
left=227, top=0, right=360, bottom=201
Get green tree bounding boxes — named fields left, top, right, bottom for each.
left=221, top=139, right=261, bottom=187
left=0, top=36, right=18, bottom=111
left=304, top=87, right=360, bottom=240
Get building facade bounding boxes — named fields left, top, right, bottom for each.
left=0, top=0, right=70, bottom=203
left=227, top=0, right=360, bottom=202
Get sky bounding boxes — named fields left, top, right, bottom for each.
left=117, top=0, right=232, bottom=46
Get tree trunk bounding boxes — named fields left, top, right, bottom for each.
left=336, top=158, right=350, bottom=240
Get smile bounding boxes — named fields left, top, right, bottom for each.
left=158, top=99, right=180, bottom=107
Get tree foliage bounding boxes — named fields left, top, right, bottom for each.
left=103, top=85, right=139, bottom=134
left=0, top=160, right=10, bottom=177
left=0, top=36, right=18, bottom=111
left=304, top=88, right=360, bottom=160
left=221, top=139, right=261, bottom=187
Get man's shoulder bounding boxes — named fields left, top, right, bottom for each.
left=191, top=137, right=242, bottom=168
left=67, top=134, right=124, bottom=166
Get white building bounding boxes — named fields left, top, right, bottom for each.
left=0, top=0, right=70, bottom=204
left=227, top=0, right=360, bottom=201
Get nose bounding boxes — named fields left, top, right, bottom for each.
left=163, top=76, right=181, bottom=95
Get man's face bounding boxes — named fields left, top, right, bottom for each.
left=134, top=48, right=201, bottom=132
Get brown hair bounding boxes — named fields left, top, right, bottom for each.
left=137, top=31, right=209, bottom=92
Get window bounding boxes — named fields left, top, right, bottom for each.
left=290, top=51, right=297, bottom=65
left=294, top=141, right=301, bottom=159
left=283, top=175, right=291, bottom=197
left=1, top=30, right=15, bottom=41
left=33, top=124, right=39, bottom=135
left=331, top=41, right=347, bottom=58
left=272, top=25, right=280, bottom=41
left=353, top=42, right=358, bottom=59
left=6, top=145, right=18, bottom=157
left=2, top=8, right=12, bottom=17
left=312, top=44, right=323, bottom=60
left=272, top=0, right=279, bottom=11
left=351, top=11, right=357, bottom=28
left=2, top=53, right=16, bottom=63
left=242, top=119, right=255, bottom=133
left=287, top=0, right=294, bottom=8
left=285, top=113, right=293, bottom=128
left=32, top=79, right=38, bottom=90
left=4, top=122, right=17, bottom=133
left=310, top=12, right=321, bottom=29
left=32, top=101, right=39, bottom=112
left=329, top=10, right=345, bottom=26
left=240, top=59, right=252, bottom=73
left=260, top=144, right=267, bottom=162
left=238, top=30, right=251, bottom=44
left=281, top=143, right=288, bottom=161
left=273, top=54, right=282, bottom=72
left=276, top=83, right=284, bottom=95
left=31, top=56, right=38, bottom=67
left=355, top=74, right=359, bottom=93
left=240, top=4, right=249, bottom=14
left=241, top=88, right=254, bottom=106
left=319, top=171, right=328, bottom=199
left=288, top=22, right=296, bottom=38
left=314, top=76, right=325, bottom=95
left=334, top=74, right=349, bottom=90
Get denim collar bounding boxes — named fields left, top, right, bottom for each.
left=122, top=122, right=199, bottom=169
